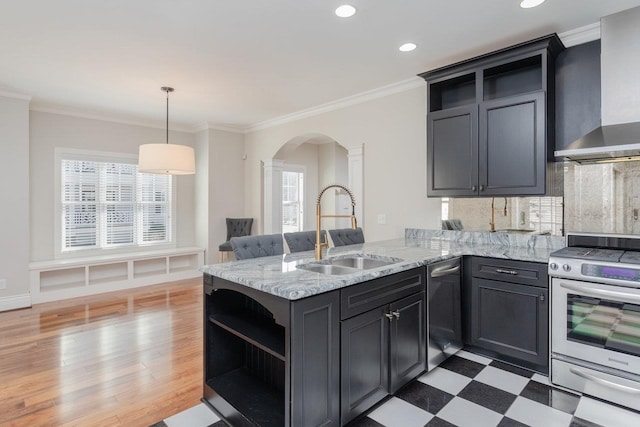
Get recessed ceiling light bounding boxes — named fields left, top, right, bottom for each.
left=520, top=0, right=545, bottom=8
left=399, top=43, right=417, bottom=52
left=335, top=5, right=356, bottom=18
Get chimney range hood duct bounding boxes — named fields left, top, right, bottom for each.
left=555, top=122, right=640, bottom=164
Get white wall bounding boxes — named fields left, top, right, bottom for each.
left=601, top=6, right=640, bottom=125
left=29, top=111, right=197, bottom=261
left=0, top=95, right=30, bottom=308
left=244, top=86, right=443, bottom=241
left=209, top=128, right=245, bottom=262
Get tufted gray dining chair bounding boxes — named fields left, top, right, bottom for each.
left=230, top=234, right=284, bottom=260
left=441, top=219, right=464, bottom=230
left=328, top=227, right=365, bottom=247
left=284, top=230, right=327, bottom=253
left=219, top=218, right=253, bottom=262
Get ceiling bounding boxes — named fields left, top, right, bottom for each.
left=2, top=0, right=640, bottom=131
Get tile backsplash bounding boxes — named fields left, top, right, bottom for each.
left=443, top=196, right=563, bottom=236
left=564, top=161, right=640, bottom=235
left=439, top=161, right=640, bottom=237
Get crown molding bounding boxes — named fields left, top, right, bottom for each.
left=190, top=121, right=245, bottom=134
left=246, top=77, right=425, bottom=133
left=29, top=102, right=196, bottom=133
left=0, top=89, right=32, bottom=101
left=558, top=22, right=600, bottom=48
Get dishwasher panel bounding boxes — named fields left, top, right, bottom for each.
left=427, top=258, right=463, bottom=371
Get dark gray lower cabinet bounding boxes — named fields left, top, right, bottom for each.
left=205, top=267, right=426, bottom=426
left=467, top=257, right=549, bottom=373
left=389, top=293, right=426, bottom=393
left=340, top=291, right=426, bottom=424
left=340, top=306, right=389, bottom=425
left=340, top=269, right=426, bottom=425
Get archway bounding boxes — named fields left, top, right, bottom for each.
left=263, top=133, right=363, bottom=234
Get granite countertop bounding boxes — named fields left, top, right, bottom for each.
left=200, top=229, right=565, bottom=301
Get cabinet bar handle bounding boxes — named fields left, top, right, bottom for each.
left=495, top=268, right=518, bottom=275
left=471, top=185, right=477, bottom=191
left=480, top=185, right=485, bottom=191
left=392, top=311, right=400, bottom=319
left=385, top=313, right=394, bottom=321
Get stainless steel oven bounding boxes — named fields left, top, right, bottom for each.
left=550, top=233, right=640, bottom=411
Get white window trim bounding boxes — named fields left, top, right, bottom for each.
left=282, top=164, right=306, bottom=233
left=54, top=147, right=177, bottom=259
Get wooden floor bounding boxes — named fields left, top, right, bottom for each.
left=0, top=278, right=204, bottom=427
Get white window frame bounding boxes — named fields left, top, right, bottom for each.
left=282, top=164, right=306, bottom=234
left=54, top=148, right=177, bottom=259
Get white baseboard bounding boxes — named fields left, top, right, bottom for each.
left=0, top=294, right=32, bottom=312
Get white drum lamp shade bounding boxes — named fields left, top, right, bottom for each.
left=138, top=87, right=196, bottom=175
left=138, top=143, right=195, bottom=175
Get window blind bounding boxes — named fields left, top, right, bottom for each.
left=529, top=196, right=563, bottom=235
left=61, top=159, right=171, bottom=251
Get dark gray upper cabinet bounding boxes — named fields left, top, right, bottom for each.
left=479, top=92, right=545, bottom=195
left=427, top=106, right=478, bottom=196
left=420, top=34, right=564, bottom=197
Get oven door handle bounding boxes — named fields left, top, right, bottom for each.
left=560, top=282, right=640, bottom=304
left=569, top=368, right=640, bottom=395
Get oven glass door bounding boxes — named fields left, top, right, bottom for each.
left=552, top=278, right=640, bottom=374
left=567, top=294, right=640, bottom=356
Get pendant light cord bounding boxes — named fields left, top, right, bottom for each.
left=161, top=86, right=173, bottom=145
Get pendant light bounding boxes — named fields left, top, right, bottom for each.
left=138, top=87, right=195, bottom=175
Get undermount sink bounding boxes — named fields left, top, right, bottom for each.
left=297, top=254, right=401, bottom=276
left=297, top=264, right=360, bottom=275
left=329, top=256, right=396, bottom=270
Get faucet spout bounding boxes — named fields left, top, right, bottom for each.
left=315, top=184, right=358, bottom=260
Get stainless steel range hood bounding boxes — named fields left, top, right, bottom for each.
left=555, top=122, right=640, bottom=164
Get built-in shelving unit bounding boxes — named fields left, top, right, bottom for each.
left=429, top=72, right=476, bottom=112
left=29, top=247, right=204, bottom=303
left=209, top=313, right=286, bottom=360
left=205, top=288, right=286, bottom=426
left=133, top=258, right=167, bottom=278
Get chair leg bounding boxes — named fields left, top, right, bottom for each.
left=218, top=251, right=223, bottom=263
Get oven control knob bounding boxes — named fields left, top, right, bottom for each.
left=563, top=264, right=571, bottom=272
left=550, top=262, right=558, bottom=271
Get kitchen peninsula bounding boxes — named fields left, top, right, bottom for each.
left=201, top=229, right=564, bottom=426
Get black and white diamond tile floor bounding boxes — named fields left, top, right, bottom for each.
left=154, top=350, right=640, bottom=427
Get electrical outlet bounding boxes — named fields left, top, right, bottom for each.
left=0, top=279, right=6, bottom=290
left=377, top=214, right=387, bottom=225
